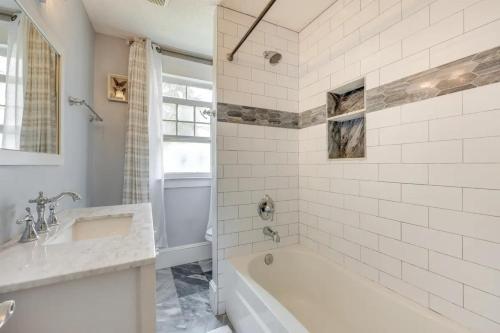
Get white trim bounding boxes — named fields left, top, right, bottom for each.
left=164, top=172, right=211, bottom=179
left=155, top=242, right=212, bottom=270
left=0, top=149, right=63, bottom=165
left=0, top=0, right=66, bottom=166
left=211, top=12, right=219, bottom=314
left=209, top=280, right=218, bottom=315
left=164, top=177, right=211, bottom=188
left=163, top=135, right=211, bottom=143
left=163, top=96, right=212, bottom=108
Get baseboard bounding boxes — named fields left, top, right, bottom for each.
left=156, top=241, right=212, bottom=270
left=209, top=279, right=218, bottom=314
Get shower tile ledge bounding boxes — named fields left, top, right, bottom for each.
left=0, top=203, right=156, bottom=294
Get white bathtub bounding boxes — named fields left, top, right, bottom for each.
left=225, top=245, right=470, bottom=333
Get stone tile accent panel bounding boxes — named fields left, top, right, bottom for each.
left=328, top=118, right=365, bottom=159
left=221, top=46, right=500, bottom=130
left=327, top=87, right=365, bottom=117
left=367, top=46, right=500, bottom=112
left=217, top=103, right=299, bottom=129
left=299, top=105, right=326, bottom=128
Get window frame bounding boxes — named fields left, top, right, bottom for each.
left=162, top=74, right=213, bottom=179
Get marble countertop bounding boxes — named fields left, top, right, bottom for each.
left=0, top=203, right=156, bottom=294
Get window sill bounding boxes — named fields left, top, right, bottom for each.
left=164, top=176, right=211, bottom=189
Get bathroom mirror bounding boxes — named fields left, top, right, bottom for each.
left=0, top=0, right=62, bottom=164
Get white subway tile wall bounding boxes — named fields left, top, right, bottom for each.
left=217, top=7, right=299, bottom=113
left=215, top=1, right=500, bottom=331
left=216, top=122, right=300, bottom=311
left=296, top=1, right=500, bottom=331
left=299, top=85, right=500, bottom=333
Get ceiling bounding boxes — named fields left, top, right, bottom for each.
left=219, top=0, right=338, bottom=32
left=82, top=0, right=337, bottom=58
left=82, top=0, right=217, bottom=57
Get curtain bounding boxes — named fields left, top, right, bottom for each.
left=20, top=21, right=58, bottom=153
left=123, top=39, right=150, bottom=204
left=147, top=41, right=168, bottom=248
left=1, top=14, right=27, bottom=150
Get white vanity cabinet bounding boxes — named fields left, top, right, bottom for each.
left=0, top=204, right=156, bottom=333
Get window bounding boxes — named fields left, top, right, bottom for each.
left=162, top=74, right=213, bottom=176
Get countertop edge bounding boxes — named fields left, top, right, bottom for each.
left=0, top=255, right=156, bottom=294
left=0, top=203, right=156, bottom=294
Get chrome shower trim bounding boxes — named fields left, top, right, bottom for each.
left=226, top=0, right=277, bottom=61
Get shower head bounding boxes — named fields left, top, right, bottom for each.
left=263, top=51, right=282, bottom=65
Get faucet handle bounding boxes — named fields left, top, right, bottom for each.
left=16, top=207, right=34, bottom=224
left=258, top=195, right=275, bottom=221
left=47, top=202, right=59, bottom=226
left=16, top=207, right=39, bottom=243
left=28, top=191, right=48, bottom=204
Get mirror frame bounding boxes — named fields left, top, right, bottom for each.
left=0, top=0, right=65, bottom=166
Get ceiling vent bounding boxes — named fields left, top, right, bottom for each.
left=146, top=0, right=168, bottom=6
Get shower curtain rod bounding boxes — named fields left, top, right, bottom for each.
left=154, top=44, right=213, bottom=66
left=128, top=39, right=213, bottom=65
left=226, top=0, right=277, bottom=61
left=0, top=11, right=19, bottom=21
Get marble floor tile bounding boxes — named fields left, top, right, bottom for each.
left=156, top=261, right=231, bottom=333
left=199, top=259, right=212, bottom=273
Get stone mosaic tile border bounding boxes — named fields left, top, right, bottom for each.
left=367, top=45, right=500, bottom=112
left=218, top=46, right=500, bottom=129
left=217, top=103, right=299, bottom=129
left=299, top=105, right=327, bottom=128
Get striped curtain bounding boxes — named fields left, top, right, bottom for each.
left=20, top=22, right=59, bottom=153
left=123, top=39, right=150, bottom=204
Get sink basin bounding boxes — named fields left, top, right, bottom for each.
left=46, top=214, right=133, bottom=245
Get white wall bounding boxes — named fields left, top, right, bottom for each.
left=89, top=34, right=214, bottom=248
left=164, top=185, right=211, bottom=247
left=89, top=33, right=129, bottom=206
left=297, top=1, right=500, bottom=332
left=0, top=0, right=95, bottom=244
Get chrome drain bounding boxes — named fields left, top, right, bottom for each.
left=264, top=253, right=273, bottom=265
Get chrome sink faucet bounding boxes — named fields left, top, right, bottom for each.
left=47, top=192, right=81, bottom=227
left=263, top=226, right=280, bottom=244
left=28, top=191, right=81, bottom=233
left=17, top=191, right=81, bottom=243
left=28, top=192, right=50, bottom=234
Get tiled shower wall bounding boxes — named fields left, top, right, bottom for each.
left=298, top=1, right=500, bottom=332
left=215, top=7, right=300, bottom=313
left=216, top=7, right=299, bottom=113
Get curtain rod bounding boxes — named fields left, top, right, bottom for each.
left=128, top=39, right=212, bottom=65
left=155, top=45, right=213, bottom=66
left=0, top=11, right=19, bottom=21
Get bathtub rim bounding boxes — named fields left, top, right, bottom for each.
left=228, top=244, right=471, bottom=333
left=228, top=248, right=309, bottom=333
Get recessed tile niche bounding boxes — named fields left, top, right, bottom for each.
left=327, top=78, right=366, bottom=159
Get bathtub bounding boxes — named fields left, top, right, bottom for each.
left=225, top=245, right=470, bottom=333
